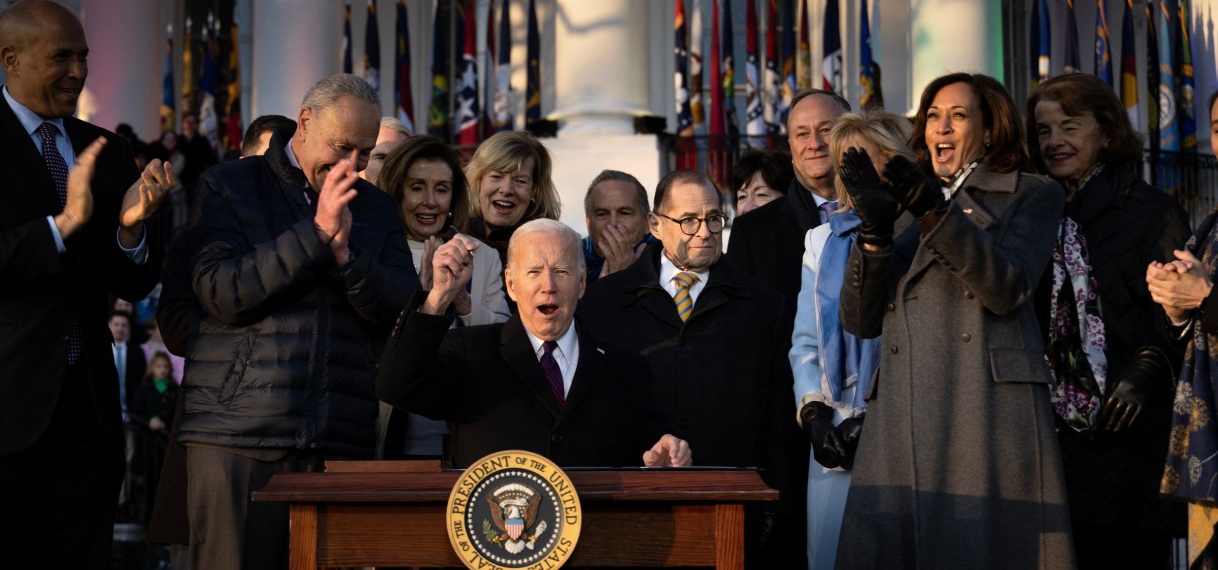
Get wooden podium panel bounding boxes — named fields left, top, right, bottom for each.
left=253, top=466, right=776, bottom=569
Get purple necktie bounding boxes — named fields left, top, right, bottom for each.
left=39, top=122, right=83, bottom=363
left=819, top=200, right=839, bottom=222
left=540, top=341, right=565, bottom=408
left=37, top=122, right=68, bottom=207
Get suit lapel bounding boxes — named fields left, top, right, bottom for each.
left=904, top=168, right=1004, bottom=281
left=499, top=316, right=562, bottom=419
left=556, top=321, right=604, bottom=425
left=0, top=93, right=60, bottom=223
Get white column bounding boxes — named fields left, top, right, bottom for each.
left=79, top=0, right=162, bottom=140
left=908, top=0, right=1003, bottom=105
left=251, top=0, right=342, bottom=119
left=549, top=0, right=651, bottom=135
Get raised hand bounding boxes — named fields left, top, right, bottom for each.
left=599, top=223, right=643, bottom=278
left=882, top=155, right=946, bottom=219
left=418, top=236, right=438, bottom=290
left=420, top=234, right=480, bottom=315
left=840, top=147, right=900, bottom=248
left=315, top=155, right=360, bottom=262
left=56, top=137, right=106, bottom=238
left=119, top=158, right=176, bottom=247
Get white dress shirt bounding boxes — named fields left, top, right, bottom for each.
left=658, top=253, right=711, bottom=307
left=524, top=324, right=580, bottom=397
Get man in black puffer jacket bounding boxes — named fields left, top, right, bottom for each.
left=178, top=73, right=419, bottom=568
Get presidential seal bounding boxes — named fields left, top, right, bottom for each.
left=447, top=450, right=582, bottom=569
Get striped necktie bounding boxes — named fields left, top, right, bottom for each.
left=539, top=341, right=565, bottom=408
left=672, top=272, right=699, bottom=322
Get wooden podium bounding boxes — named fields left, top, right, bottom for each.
left=252, top=461, right=777, bottom=569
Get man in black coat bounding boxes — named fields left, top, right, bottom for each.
left=578, top=170, right=805, bottom=568
left=725, top=89, right=849, bottom=317
left=0, top=2, right=173, bottom=567
left=378, top=219, right=691, bottom=469
left=180, top=73, right=418, bottom=567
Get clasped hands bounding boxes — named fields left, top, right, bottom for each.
left=60, top=137, right=175, bottom=247
left=838, top=147, right=945, bottom=251
left=1146, top=249, right=1212, bottom=324
left=800, top=401, right=864, bottom=470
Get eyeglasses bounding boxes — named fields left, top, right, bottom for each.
left=655, top=212, right=726, bottom=236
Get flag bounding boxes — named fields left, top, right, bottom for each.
left=526, top=0, right=542, bottom=125
left=1158, top=0, right=1179, bottom=152
left=1146, top=0, right=1159, bottom=160
left=1177, top=0, right=1195, bottom=152
left=1065, top=0, right=1080, bottom=73
left=343, top=0, right=353, bottom=74
left=859, top=0, right=883, bottom=109
left=721, top=0, right=738, bottom=139
left=395, top=0, right=415, bottom=133
left=493, top=0, right=513, bottom=131
left=455, top=0, right=480, bottom=144
left=675, top=0, right=696, bottom=170
left=779, top=0, right=795, bottom=132
left=763, top=0, right=783, bottom=138
left=710, top=1, right=723, bottom=139
left=690, top=0, right=706, bottom=133
left=821, top=0, right=841, bottom=92
left=797, top=0, right=810, bottom=90
left=744, top=0, right=764, bottom=139
left=161, top=27, right=175, bottom=133
left=675, top=0, right=694, bottom=138
left=199, top=13, right=220, bottom=152
left=181, top=17, right=194, bottom=119
left=709, top=0, right=726, bottom=189
left=1095, top=0, right=1112, bottom=85
left=429, top=0, right=450, bottom=138
left=482, top=0, right=495, bottom=136
left=1032, top=0, right=1050, bottom=86
left=364, top=0, right=381, bottom=94
left=225, top=6, right=242, bottom=152
left=1120, top=0, right=1138, bottom=126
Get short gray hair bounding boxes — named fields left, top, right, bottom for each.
left=301, top=73, right=381, bottom=115
left=506, top=219, right=586, bottom=272
left=582, top=170, right=650, bottom=217
left=380, top=116, right=412, bottom=137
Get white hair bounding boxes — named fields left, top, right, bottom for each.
left=506, top=219, right=586, bottom=272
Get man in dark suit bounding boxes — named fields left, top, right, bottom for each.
left=578, top=169, right=805, bottom=568
left=0, top=1, right=173, bottom=567
left=377, top=219, right=691, bottom=469
left=108, top=311, right=146, bottom=423
left=726, top=89, right=849, bottom=317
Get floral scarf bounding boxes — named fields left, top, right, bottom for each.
left=1045, top=214, right=1109, bottom=433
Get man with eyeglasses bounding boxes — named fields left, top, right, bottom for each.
left=578, top=169, right=805, bottom=568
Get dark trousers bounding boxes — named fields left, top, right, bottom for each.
left=0, top=361, right=124, bottom=570
left=186, top=445, right=325, bottom=570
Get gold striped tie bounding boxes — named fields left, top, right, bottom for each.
left=672, top=272, right=699, bottom=322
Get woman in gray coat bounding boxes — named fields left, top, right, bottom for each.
left=834, top=73, right=1074, bottom=569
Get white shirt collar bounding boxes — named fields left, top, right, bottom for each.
left=524, top=320, right=579, bottom=363
left=658, top=251, right=710, bottom=305
left=3, top=86, right=67, bottom=139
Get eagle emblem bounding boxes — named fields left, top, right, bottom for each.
left=484, top=483, right=549, bottom=554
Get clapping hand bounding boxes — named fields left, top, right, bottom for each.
left=56, top=137, right=107, bottom=238
left=315, top=155, right=360, bottom=265
left=119, top=157, right=175, bottom=247
left=839, top=147, right=900, bottom=249
left=882, top=155, right=946, bottom=219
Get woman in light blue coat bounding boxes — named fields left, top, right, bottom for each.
left=790, top=109, right=912, bottom=570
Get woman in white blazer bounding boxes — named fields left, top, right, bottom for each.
left=789, top=109, right=913, bottom=570
left=375, top=135, right=511, bottom=459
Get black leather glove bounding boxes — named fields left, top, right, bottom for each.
left=800, top=401, right=846, bottom=469
left=1102, top=348, right=1170, bottom=432
left=882, top=155, right=947, bottom=219
left=837, top=413, right=865, bottom=470
left=839, top=147, right=901, bottom=248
